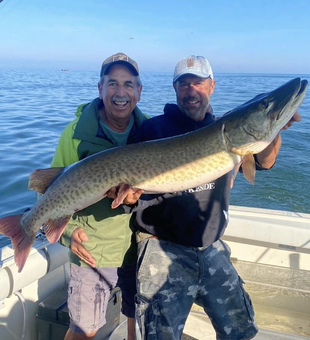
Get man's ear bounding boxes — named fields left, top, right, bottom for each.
left=98, top=82, right=102, bottom=99
left=173, top=82, right=177, bottom=92
left=137, top=85, right=142, bottom=101
left=210, top=79, right=216, bottom=94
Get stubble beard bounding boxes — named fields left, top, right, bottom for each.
left=181, top=99, right=210, bottom=122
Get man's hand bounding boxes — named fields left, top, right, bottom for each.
left=281, top=111, right=301, bottom=130
left=121, top=188, right=144, bottom=205
left=70, top=228, right=96, bottom=267
left=106, top=184, right=144, bottom=205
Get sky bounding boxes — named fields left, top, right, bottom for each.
left=0, top=0, right=310, bottom=74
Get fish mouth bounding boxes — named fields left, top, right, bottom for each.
left=293, top=79, right=308, bottom=103
left=266, top=78, right=307, bottom=124
left=276, top=79, right=308, bottom=121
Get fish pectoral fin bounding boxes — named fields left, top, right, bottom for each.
left=111, top=183, right=133, bottom=209
left=241, top=154, right=256, bottom=185
left=0, top=214, right=35, bottom=272
left=231, top=164, right=241, bottom=189
left=44, top=215, right=71, bottom=243
left=28, top=167, right=65, bottom=194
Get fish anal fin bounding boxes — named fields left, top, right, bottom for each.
left=241, top=154, right=256, bottom=185
left=44, top=215, right=71, bottom=243
left=0, top=214, right=36, bottom=272
left=28, top=167, right=65, bottom=194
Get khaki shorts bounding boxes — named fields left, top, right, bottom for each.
left=67, top=264, right=118, bottom=334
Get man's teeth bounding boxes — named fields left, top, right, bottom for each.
left=114, top=101, right=127, bottom=106
left=186, top=100, right=199, bottom=104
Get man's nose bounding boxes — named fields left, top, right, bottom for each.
left=187, top=84, right=197, bottom=96
left=116, top=85, right=126, bottom=96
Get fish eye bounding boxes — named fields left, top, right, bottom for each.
left=261, top=100, right=269, bottom=109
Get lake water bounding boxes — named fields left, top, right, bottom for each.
left=0, top=69, right=309, bottom=246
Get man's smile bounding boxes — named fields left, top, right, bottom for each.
left=113, top=100, right=129, bottom=108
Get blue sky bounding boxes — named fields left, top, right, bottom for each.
left=0, top=0, right=309, bottom=74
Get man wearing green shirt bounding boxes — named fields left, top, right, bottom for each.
left=51, top=52, right=146, bottom=340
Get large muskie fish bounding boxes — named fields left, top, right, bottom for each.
left=0, top=77, right=308, bottom=272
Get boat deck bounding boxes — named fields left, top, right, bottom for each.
left=110, top=256, right=310, bottom=340
left=183, top=304, right=310, bottom=340
left=110, top=309, right=310, bottom=340
left=109, top=294, right=310, bottom=340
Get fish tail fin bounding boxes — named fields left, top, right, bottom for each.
left=44, top=215, right=71, bottom=243
left=0, top=214, right=35, bottom=272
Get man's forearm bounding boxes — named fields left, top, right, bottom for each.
left=256, top=134, right=282, bottom=169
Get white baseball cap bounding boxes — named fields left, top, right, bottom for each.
left=173, top=55, right=213, bottom=83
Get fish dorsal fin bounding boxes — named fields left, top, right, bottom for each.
left=28, top=167, right=65, bottom=194
left=241, top=154, right=256, bottom=185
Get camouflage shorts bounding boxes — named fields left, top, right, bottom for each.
left=135, top=238, right=258, bottom=340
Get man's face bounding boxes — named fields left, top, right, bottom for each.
left=174, top=74, right=215, bottom=121
left=98, top=64, right=142, bottom=121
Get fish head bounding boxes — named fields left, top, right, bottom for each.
left=222, top=77, right=308, bottom=155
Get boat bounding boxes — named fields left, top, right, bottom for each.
left=1, top=205, right=310, bottom=340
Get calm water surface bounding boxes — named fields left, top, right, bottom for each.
left=0, top=70, right=309, bottom=246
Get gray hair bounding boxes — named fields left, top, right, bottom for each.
left=99, top=75, right=142, bottom=87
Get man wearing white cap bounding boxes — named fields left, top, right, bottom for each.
left=122, top=56, right=301, bottom=340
